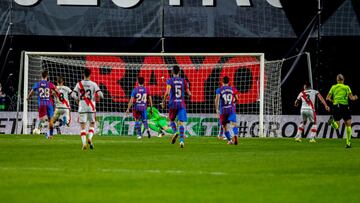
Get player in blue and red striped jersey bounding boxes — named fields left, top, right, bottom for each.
left=161, top=65, right=192, bottom=148
left=27, top=70, right=60, bottom=139
left=126, top=77, right=153, bottom=139
left=215, top=76, right=239, bottom=145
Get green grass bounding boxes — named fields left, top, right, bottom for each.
left=0, top=135, right=359, bottom=203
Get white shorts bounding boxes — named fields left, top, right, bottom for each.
left=79, top=112, right=96, bottom=123
left=300, top=109, right=316, bottom=124
left=54, top=108, right=71, bottom=125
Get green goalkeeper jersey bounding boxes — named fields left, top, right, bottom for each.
left=328, top=83, right=352, bottom=105
left=147, top=107, right=163, bottom=121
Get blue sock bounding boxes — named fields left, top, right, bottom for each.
left=233, top=126, right=238, bottom=137
left=179, top=125, right=185, bottom=143
left=171, top=121, right=177, bottom=134
left=63, top=116, right=67, bottom=126
left=225, top=131, right=231, bottom=141
left=49, top=128, right=54, bottom=136
left=143, top=120, right=149, bottom=130
left=135, top=121, right=141, bottom=136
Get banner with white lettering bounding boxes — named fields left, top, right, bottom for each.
left=1, top=112, right=359, bottom=138
left=0, top=0, right=359, bottom=37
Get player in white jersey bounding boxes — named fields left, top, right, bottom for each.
left=294, top=82, right=330, bottom=142
left=72, top=68, right=103, bottom=150
left=51, top=76, right=72, bottom=134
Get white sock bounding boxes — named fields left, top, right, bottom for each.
left=81, top=130, right=87, bottom=145
left=296, top=123, right=304, bottom=138
left=88, top=127, right=95, bottom=141
left=310, top=125, right=317, bottom=139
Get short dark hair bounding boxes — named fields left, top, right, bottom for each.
left=304, top=81, right=311, bottom=89
left=172, top=65, right=180, bottom=75
left=41, top=70, right=48, bottom=79
left=222, top=76, right=230, bottom=84
left=84, top=68, right=91, bottom=78
left=57, top=76, right=64, bottom=85
left=138, top=77, right=145, bottom=85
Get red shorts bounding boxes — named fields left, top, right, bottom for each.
left=133, top=109, right=147, bottom=121
left=38, top=105, right=54, bottom=119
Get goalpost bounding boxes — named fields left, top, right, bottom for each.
left=21, top=52, right=283, bottom=137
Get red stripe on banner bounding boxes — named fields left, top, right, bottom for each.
left=79, top=82, right=95, bottom=111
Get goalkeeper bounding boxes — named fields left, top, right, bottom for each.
left=142, top=106, right=173, bottom=137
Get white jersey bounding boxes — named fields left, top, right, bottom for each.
left=297, top=89, right=319, bottom=111
left=72, top=80, right=102, bottom=113
left=55, top=85, right=72, bottom=109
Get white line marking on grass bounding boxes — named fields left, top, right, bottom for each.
left=0, top=167, right=227, bottom=176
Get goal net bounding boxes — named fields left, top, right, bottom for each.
left=21, top=52, right=283, bottom=137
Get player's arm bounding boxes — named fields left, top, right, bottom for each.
left=125, top=97, right=134, bottom=114
left=161, top=85, right=171, bottom=109
left=215, top=94, right=220, bottom=115
left=27, top=89, right=34, bottom=100
left=71, top=84, right=79, bottom=100
left=349, top=93, right=358, bottom=101
left=326, top=87, right=333, bottom=103
left=148, top=95, right=153, bottom=108
left=348, top=87, right=358, bottom=101
left=185, top=80, right=192, bottom=96
left=317, top=93, right=330, bottom=111
left=294, top=99, right=301, bottom=107
left=95, top=84, right=104, bottom=99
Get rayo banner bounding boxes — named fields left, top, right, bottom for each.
left=1, top=112, right=359, bottom=138
left=1, top=0, right=359, bottom=37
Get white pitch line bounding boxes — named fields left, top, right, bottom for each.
left=0, top=167, right=227, bottom=176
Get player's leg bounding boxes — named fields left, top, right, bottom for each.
left=169, top=109, right=178, bottom=134
left=87, top=113, right=96, bottom=149
left=308, top=111, right=317, bottom=142
left=51, top=109, right=61, bottom=135
left=177, top=108, right=188, bottom=148
left=141, top=110, right=151, bottom=138
left=295, top=111, right=307, bottom=142
left=228, top=112, right=238, bottom=145
left=36, top=105, right=48, bottom=132
left=328, top=106, right=340, bottom=130
left=158, top=119, right=172, bottom=137
left=79, top=113, right=88, bottom=150
left=133, top=110, right=142, bottom=139
left=46, top=105, right=55, bottom=139
left=343, top=106, right=352, bottom=148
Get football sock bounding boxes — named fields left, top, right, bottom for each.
left=80, top=130, right=87, bottom=145
left=346, top=126, right=352, bottom=145
left=233, top=126, right=239, bottom=137
left=135, top=121, right=141, bottom=136
left=225, top=131, right=231, bottom=141
left=331, top=121, right=339, bottom=129
left=143, top=120, right=149, bottom=130
left=179, top=125, right=185, bottom=143
left=310, top=125, right=317, bottom=139
left=296, top=123, right=304, bottom=138
left=170, top=121, right=177, bottom=134
left=49, top=127, right=54, bottom=136
left=88, top=127, right=94, bottom=141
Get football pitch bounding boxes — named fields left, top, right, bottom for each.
left=0, top=135, right=359, bottom=203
